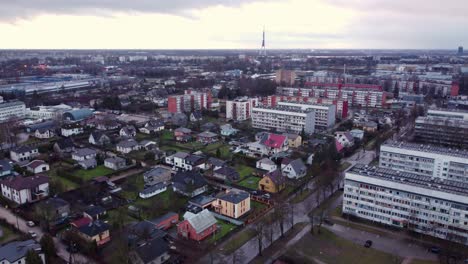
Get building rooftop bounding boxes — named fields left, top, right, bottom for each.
left=382, top=140, right=468, bottom=159
left=217, top=191, right=249, bottom=204
left=0, top=240, right=41, bottom=263
left=415, top=116, right=468, bottom=129
left=253, top=105, right=314, bottom=114
left=348, top=164, right=468, bottom=196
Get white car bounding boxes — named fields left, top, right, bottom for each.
left=28, top=231, right=37, bottom=238
left=26, top=221, right=35, bottom=227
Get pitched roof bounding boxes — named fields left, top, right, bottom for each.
left=84, top=205, right=106, bottom=217
left=214, top=166, right=240, bottom=181
left=0, top=160, right=12, bottom=173
left=117, top=139, right=139, bottom=148
left=149, top=212, right=178, bottom=226
left=183, top=209, right=217, bottom=234
left=71, top=217, right=92, bottom=228
left=287, top=159, right=307, bottom=174
left=258, top=158, right=275, bottom=166
left=78, top=220, right=110, bottom=237
left=11, top=145, right=36, bottom=154
left=0, top=240, right=41, bottom=263
left=198, top=131, right=218, bottom=138
left=26, top=160, right=47, bottom=169
left=265, top=170, right=286, bottom=185
left=55, top=138, right=74, bottom=149
left=0, top=175, right=49, bottom=190
left=104, top=157, right=125, bottom=164
left=133, top=238, right=169, bottom=263
left=140, top=182, right=166, bottom=195
left=174, top=127, right=191, bottom=134
left=207, top=157, right=226, bottom=167
left=74, top=148, right=97, bottom=157
left=261, top=133, right=287, bottom=148
left=90, top=131, right=108, bottom=141
left=173, top=171, right=207, bottom=192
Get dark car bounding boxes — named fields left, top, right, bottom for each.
left=364, top=240, right=373, bottom=248
left=429, top=246, right=441, bottom=254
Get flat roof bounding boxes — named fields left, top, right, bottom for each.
left=382, top=140, right=468, bottom=159
left=252, top=105, right=314, bottom=114
left=348, top=164, right=468, bottom=196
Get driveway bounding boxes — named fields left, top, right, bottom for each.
left=0, top=206, right=94, bottom=264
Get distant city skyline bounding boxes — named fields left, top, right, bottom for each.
left=0, top=0, right=466, bottom=49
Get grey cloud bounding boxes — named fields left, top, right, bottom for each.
left=0, top=0, right=277, bottom=21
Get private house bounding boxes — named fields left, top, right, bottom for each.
left=284, top=133, right=302, bottom=148
left=174, top=127, right=192, bottom=142
left=120, top=125, right=137, bottom=138
left=0, top=175, right=50, bottom=204
left=0, top=160, right=13, bottom=178
left=42, top=197, right=70, bottom=219
left=165, top=152, right=206, bottom=171
left=256, top=158, right=277, bottom=173
left=247, top=133, right=289, bottom=157
left=61, top=123, right=84, bottom=137
left=201, top=122, right=217, bottom=132
left=190, top=111, right=203, bottom=122
left=78, top=159, right=97, bottom=170
left=214, top=190, right=250, bottom=219
left=89, top=132, right=111, bottom=146
left=258, top=170, right=286, bottom=193
left=76, top=220, right=111, bottom=246
left=116, top=139, right=142, bottom=154
left=220, top=124, right=238, bottom=137
left=53, top=138, right=75, bottom=155
left=212, top=166, right=240, bottom=182
left=139, top=119, right=165, bottom=134
left=177, top=209, right=217, bottom=241
left=363, top=121, right=378, bottom=132
left=34, top=127, right=55, bottom=139
left=72, top=148, right=97, bottom=161
left=28, top=121, right=57, bottom=139
left=148, top=212, right=179, bottom=230
left=139, top=182, right=167, bottom=199
left=350, top=129, right=365, bottom=140
left=84, top=205, right=107, bottom=220
left=189, top=195, right=216, bottom=210
left=281, top=158, right=307, bottom=179
left=127, top=221, right=166, bottom=245
left=129, top=238, right=170, bottom=264
left=0, top=240, right=45, bottom=264
left=10, top=146, right=39, bottom=163
left=172, top=171, right=208, bottom=197
left=140, top=140, right=157, bottom=150
left=25, top=160, right=50, bottom=174
left=335, top=131, right=355, bottom=148
left=104, top=157, right=126, bottom=170
left=143, top=166, right=172, bottom=186
left=206, top=157, right=227, bottom=171
left=96, top=119, right=120, bottom=131
left=197, top=131, right=218, bottom=144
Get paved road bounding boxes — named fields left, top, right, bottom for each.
left=0, top=206, right=94, bottom=264
left=324, top=223, right=437, bottom=261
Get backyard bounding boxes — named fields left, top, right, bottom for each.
left=73, top=165, right=114, bottom=181
left=210, top=221, right=237, bottom=244
left=237, top=176, right=260, bottom=190
left=234, top=164, right=255, bottom=180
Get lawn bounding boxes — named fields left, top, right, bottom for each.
left=284, top=228, right=402, bottom=264
left=237, top=176, right=260, bottom=190
left=203, top=142, right=225, bottom=153
left=0, top=223, right=18, bottom=244
left=161, top=131, right=174, bottom=141
left=73, top=165, right=114, bottom=181
left=235, top=164, right=255, bottom=180
left=210, top=221, right=237, bottom=243
left=220, top=228, right=256, bottom=254
left=339, top=161, right=352, bottom=172
left=136, top=133, right=153, bottom=141
left=175, top=141, right=204, bottom=151
left=251, top=201, right=267, bottom=211
left=291, top=188, right=312, bottom=204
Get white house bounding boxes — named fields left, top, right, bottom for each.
left=0, top=240, right=45, bottom=264
left=34, top=128, right=55, bottom=139
left=139, top=183, right=167, bottom=199
left=104, top=157, right=126, bottom=171
left=256, top=158, right=277, bottom=172
left=10, top=146, right=39, bottom=163
left=335, top=131, right=355, bottom=148
left=165, top=152, right=205, bottom=171
left=61, top=123, right=84, bottom=137
left=116, top=139, right=142, bottom=154
left=72, top=148, right=97, bottom=161
left=25, top=160, right=50, bottom=174
left=0, top=175, right=49, bottom=205
left=120, top=125, right=137, bottom=138
left=281, top=158, right=307, bottom=179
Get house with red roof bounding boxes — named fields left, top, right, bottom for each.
left=247, top=132, right=289, bottom=157
left=0, top=175, right=49, bottom=204
left=25, top=160, right=50, bottom=174
left=177, top=209, right=217, bottom=241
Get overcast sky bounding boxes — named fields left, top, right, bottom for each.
left=0, top=0, right=466, bottom=49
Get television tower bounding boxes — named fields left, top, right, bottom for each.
left=260, top=27, right=266, bottom=56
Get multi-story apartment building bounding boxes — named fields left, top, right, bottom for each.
left=226, top=97, right=259, bottom=121
left=0, top=98, right=26, bottom=122
left=275, top=69, right=296, bottom=85
left=343, top=164, right=468, bottom=245
left=168, top=90, right=212, bottom=113
left=251, top=105, right=315, bottom=134
left=379, top=141, right=468, bottom=183
left=274, top=101, right=336, bottom=129
left=276, top=85, right=388, bottom=108
left=427, top=109, right=468, bottom=121
left=266, top=95, right=348, bottom=119
left=414, top=117, right=468, bottom=149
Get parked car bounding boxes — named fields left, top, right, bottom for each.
left=429, top=246, right=441, bottom=254
left=262, top=193, right=271, bottom=199
left=28, top=231, right=37, bottom=238
left=364, top=240, right=373, bottom=248
left=26, top=221, right=35, bottom=227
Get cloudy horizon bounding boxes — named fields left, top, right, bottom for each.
left=0, top=0, right=466, bottom=49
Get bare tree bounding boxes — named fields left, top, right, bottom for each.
left=289, top=203, right=295, bottom=229
left=253, top=221, right=266, bottom=256
left=273, top=203, right=289, bottom=238
left=232, top=246, right=246, bottom=264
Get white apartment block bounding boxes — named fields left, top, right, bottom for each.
left=226, top=97, right=259, bottom=121
left=0, top=100, right=26, bottom=122
left=276, top=101, right=336, bottom=129
left=251, top=106, right=315, bottom=134
left=343, top=164, right=468, bottom=245
left=427, top=109, right=468, bottom=121
left=380, top=141, right=468, bottom=183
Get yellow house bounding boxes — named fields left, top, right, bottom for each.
left=258, top=170, right=286, bottom=193
left=76, top=220, right=111, bottom=246
left=284, top=133, right=302, bottom=148
left=214, top=191, right=251, bottom=219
